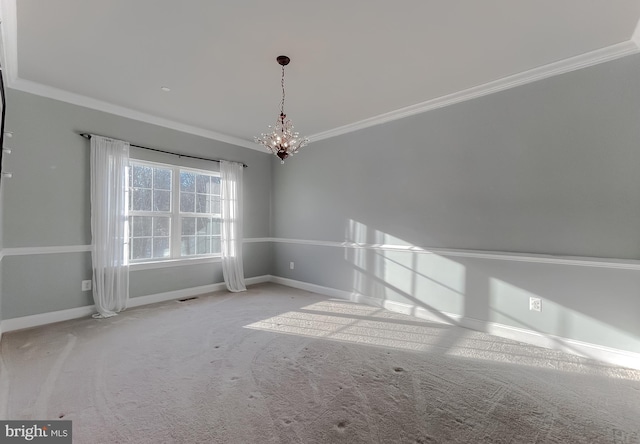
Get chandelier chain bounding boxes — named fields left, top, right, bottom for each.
left=280, top=65, right=286, bottom=116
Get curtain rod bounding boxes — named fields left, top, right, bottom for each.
left=79, top=133, right=248, bottom=168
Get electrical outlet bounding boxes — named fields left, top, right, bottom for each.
left=529, top=297, right=542, bottom=312
left=290, top=261, right=295, bottom=270
left=81, top=280, right=92, bottom=291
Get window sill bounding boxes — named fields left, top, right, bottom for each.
left=130, top=255, right=222, bottom=271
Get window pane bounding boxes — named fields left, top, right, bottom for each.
left=197, top=217, right=211, bottom=235
left=153, top=217, right=170, bottom=236
left=153, top=190, right=171, bottom=212
left=211, top=176, right=221, bottom=195
left=211, top=218, right=221, bottom=235
left=211, top=236, right=221, bottom=254
left=180, top=192, right=195, bottom=212
left=181, top=217, right=195, bottom=235
left=132, top=216, right=152, bottom=237
left=211, top=196, right=221, bottom=214
left=132, top=238, right=152, bottom=260
left=128, top=164, right=223, bottom=261
left=196, top=174, right=210, bottom=193
left=154, top=168, right=172, bottom=190
left=196, top=236, right=210, bottom=255
left=181, top=236, right=195, bottom=256
left=153, top=237, right=170, bottom=258
left=180, top=171, right=195, bottom=192
left=196, top=194, right=209, bottom=213
left=132, top=165, right=152, bottom=188
left=133, top=189, right=152, bottom=211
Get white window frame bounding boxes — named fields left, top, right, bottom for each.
left=128, top=159, right=222, bottom=270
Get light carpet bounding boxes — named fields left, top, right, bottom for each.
left=1, top=283, right=639, bottom=443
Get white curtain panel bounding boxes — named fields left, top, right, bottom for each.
left=220, top=160, right=246, bottom=292
left=90, top=135, right=130, bottom=317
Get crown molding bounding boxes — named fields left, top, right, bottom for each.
left=9, top=78, right=260, bottom=151
left=309, top=41, right=640, bottom=142
left=0, top=0, right=261, bottom=151
left=2, top=0, right=640, bottom=148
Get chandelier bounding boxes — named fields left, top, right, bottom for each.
left=254, top=55, right=309, bottom=163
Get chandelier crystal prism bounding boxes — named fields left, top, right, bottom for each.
left=254, top=55, right=309, bottom=164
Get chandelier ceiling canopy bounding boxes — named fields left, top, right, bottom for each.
left=254, top=55, right=309, bottom=164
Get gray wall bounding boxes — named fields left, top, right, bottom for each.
left=0, top=180, right=3, bottom=324
left=271, top=54, right=640, bottom=353
left=0, top=97, right=5, bottom=325
left=1, top=89, right=272, bottom=319
left=2, top=53, right=640, bottom=356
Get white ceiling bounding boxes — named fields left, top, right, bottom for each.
left=2, top=1, right=640, bottom=150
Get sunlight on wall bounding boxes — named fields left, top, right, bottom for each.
left=345, top=219, right=465, bottom=315
left=244, top=300, right=639, bottom=380
left=380, top=250, right=464, bottom=310
left=490, top=278, right=639, bottom=350
left=489, top=279, right=542, bottom=328
left=340, top=219, right=640, bottom=372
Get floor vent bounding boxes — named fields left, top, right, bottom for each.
left=177, top=297, right=198, bottom=302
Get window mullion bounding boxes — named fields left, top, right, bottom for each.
left=171, top=165, right=181, bottom=259
left=130, top=211, right=170, bottom=217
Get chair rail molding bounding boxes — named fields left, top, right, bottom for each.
left=268, top=237, right=640, bottom=270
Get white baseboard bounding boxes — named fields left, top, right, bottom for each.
left=458, top=317, right=640, bottom=370
left=1, top=305, right=97, bottom=333
left=0, top=275, right=272, bottom=334
left=127, top=283, right=227, bottom=308
left=270, top=276, right=640, bottom=370
left=3, top=274, right=638, bottom=370
left=244, top=275, right=272, bottom=286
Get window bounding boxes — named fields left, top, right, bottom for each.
left=178, top=169, right=221, bottom=257
left=128, top=160, right=221, bottom=263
